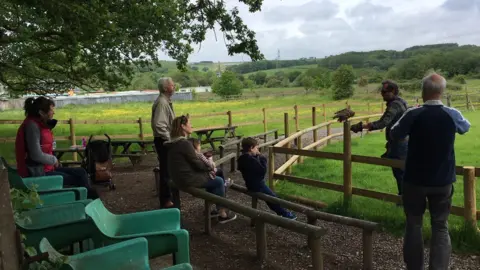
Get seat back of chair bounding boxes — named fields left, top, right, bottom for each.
left=1, top=156, right=28, bottom=190
left=41, top=237, right=150, bottom=270
left=18, top=202, right=88, bottom=229
left=84, top=199, right=120, bottom=238
left=39, top=238, right=72, bottom=269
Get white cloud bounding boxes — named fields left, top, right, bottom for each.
left=157, top=0, right=480, bottom=63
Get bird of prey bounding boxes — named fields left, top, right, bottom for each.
left=333, top=108, right=355, bottom=122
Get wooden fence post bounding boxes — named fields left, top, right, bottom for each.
left=298, top=134, right=303, bottom=164
left=204, top=201, right=212, bottom=235
left=227, top=111, right=232, bottom=127
left=69, top=118, right=77, bottom=161
left=284, top=113, right=292, bottom=175
left=463, top=166, right=477, bottom=229
left=343, top=121, right=353, bottom=207
left=255, top=220, right=267, bottom=261
left=294, top=105, right=299, bottom=131
left=268, top=146, right=275, bottom=191
left=219, top=146, right=225, bottom=172
left=327, top=123, right=331, bottom=145
left=262, top=108, right=267, bottom=133
left=250, top=197, right=258, bottom=227
left=363, top=230, right=374, bottom=270
left=322, top=104, right=326, bottom=122
left=138, top=117, right=145, bottom=141
left=312, top=107, right=318, bottom=150
left=310, top=237, right=323, bottom=270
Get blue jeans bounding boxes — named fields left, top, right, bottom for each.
left=383, top=141, right=408, bottom=195
left=202, top=176, right=225, bottom=210
left=46, top=167, right=99, bottom=199
left=248, top=181, right=289, bottom=216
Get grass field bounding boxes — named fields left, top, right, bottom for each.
left=0, top=92, right=384, bottom=163
left=275, top=110, right=480, bottom=253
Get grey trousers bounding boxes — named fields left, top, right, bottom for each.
left=402, top=182, right=454, bottom=270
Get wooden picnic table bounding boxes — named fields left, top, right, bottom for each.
left=53, top=140, right=155, bottom=166
left=53, top=147, right=85, bottom=166
left=111, top=140, right=155, bottom=165
left=193, top=126, right=238, bottom=151
left=111, top=140, right=155, bottom=155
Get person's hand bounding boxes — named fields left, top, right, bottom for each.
left=54, top=160, right=60, bottom=168
left=363, top=122, right=373, bottom=130
left=350, top=121, right=363, bottom=133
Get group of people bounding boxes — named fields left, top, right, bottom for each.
left=151, top=77, right=297, bottom=224
left=351, top=73, right=470, bottom=270
left=13, top=72, right=470, bottom=269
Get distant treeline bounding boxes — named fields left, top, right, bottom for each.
left=226, top=43, right=480, bottom=80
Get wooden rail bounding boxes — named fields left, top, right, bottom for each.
left=0, top=101, right=383, bottom=147
left=177, top=185, right=327, bottom=269
left=230, top=183, right=378, bottom=270
left=270, top=120, right=480, bottom=226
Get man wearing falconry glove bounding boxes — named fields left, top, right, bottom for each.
left=350, top=80, right=408, bottom=199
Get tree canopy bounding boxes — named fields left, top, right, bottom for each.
left=0, top=0, right=265, bottom=94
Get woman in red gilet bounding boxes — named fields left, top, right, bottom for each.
left=15, top=96, right=98, bottom=199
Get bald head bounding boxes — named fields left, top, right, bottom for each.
left=422, top=72, right=446, bottom=101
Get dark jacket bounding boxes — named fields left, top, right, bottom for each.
left=390, top=100, right=470, bottom=186
left=164, top=136, right=212, bottom=188
left=237, top=152, right=267, bottom=190
left=370, top=96, right=408, bottom=142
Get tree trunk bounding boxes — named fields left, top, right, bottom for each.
left=0, top=169, right=20, bottom=270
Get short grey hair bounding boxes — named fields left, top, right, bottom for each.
left=422, top=72, right=447, bottom=96
left=158, top=77, right=173, bottom=93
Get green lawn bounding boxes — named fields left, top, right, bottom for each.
left=275, top=110, right=480, bottom=253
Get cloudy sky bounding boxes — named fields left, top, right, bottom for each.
left=159, top=0, right=480, bottom=63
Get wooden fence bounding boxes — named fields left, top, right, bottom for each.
left=269, top=115, right=479, bottom=228
left=0, top=100, right=384, bottom=145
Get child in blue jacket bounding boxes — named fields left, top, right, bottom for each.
left=237, top=137, right=296, bottom=220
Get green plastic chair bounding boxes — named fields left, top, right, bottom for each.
left=84, top=199, right=190, bottom=264
left=39, top=237, right=193, bottom=270
left=1, top=157, right=87, bottom=204
left=17, top=200, right=97, bottom=252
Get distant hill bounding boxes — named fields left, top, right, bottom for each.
left=226, top=43, right=480, bottom=75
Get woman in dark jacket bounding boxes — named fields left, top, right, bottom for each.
left=165, top=115, right=236, bottom=224
left=15, top=96, right=98, bottom=199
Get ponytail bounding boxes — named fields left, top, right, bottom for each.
left=23, top=97, right=37, bottom=116
left=23, top=96, right=55, bottom=117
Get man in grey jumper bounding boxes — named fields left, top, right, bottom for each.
left=151, top=77, right=176, bottom=208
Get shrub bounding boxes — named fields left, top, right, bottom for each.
left=332, top=65, right=355, bottom=100
left=453, top=75, right=467, bottom=84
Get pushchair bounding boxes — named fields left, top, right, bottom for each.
left=81, top=133, right=116, bottom=190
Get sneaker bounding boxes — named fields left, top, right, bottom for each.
left=225, top=178, right=234, bottom=188
left=218, top=212, right=237, bottom=224
left=282, top=212, right=297, bottom=220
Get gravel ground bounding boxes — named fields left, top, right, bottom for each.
left=96, top=130, right=479, bottom=269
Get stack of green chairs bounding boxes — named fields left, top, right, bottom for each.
left=39, top=237, right=193, bottom=270
left=17, top=200, right=97, bottom=253
left=1, top=157, right=88, bottom=206
left=85, top=199, right=190, bottom=265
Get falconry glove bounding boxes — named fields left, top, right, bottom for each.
left=350, top=121, right=364, bottom=133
